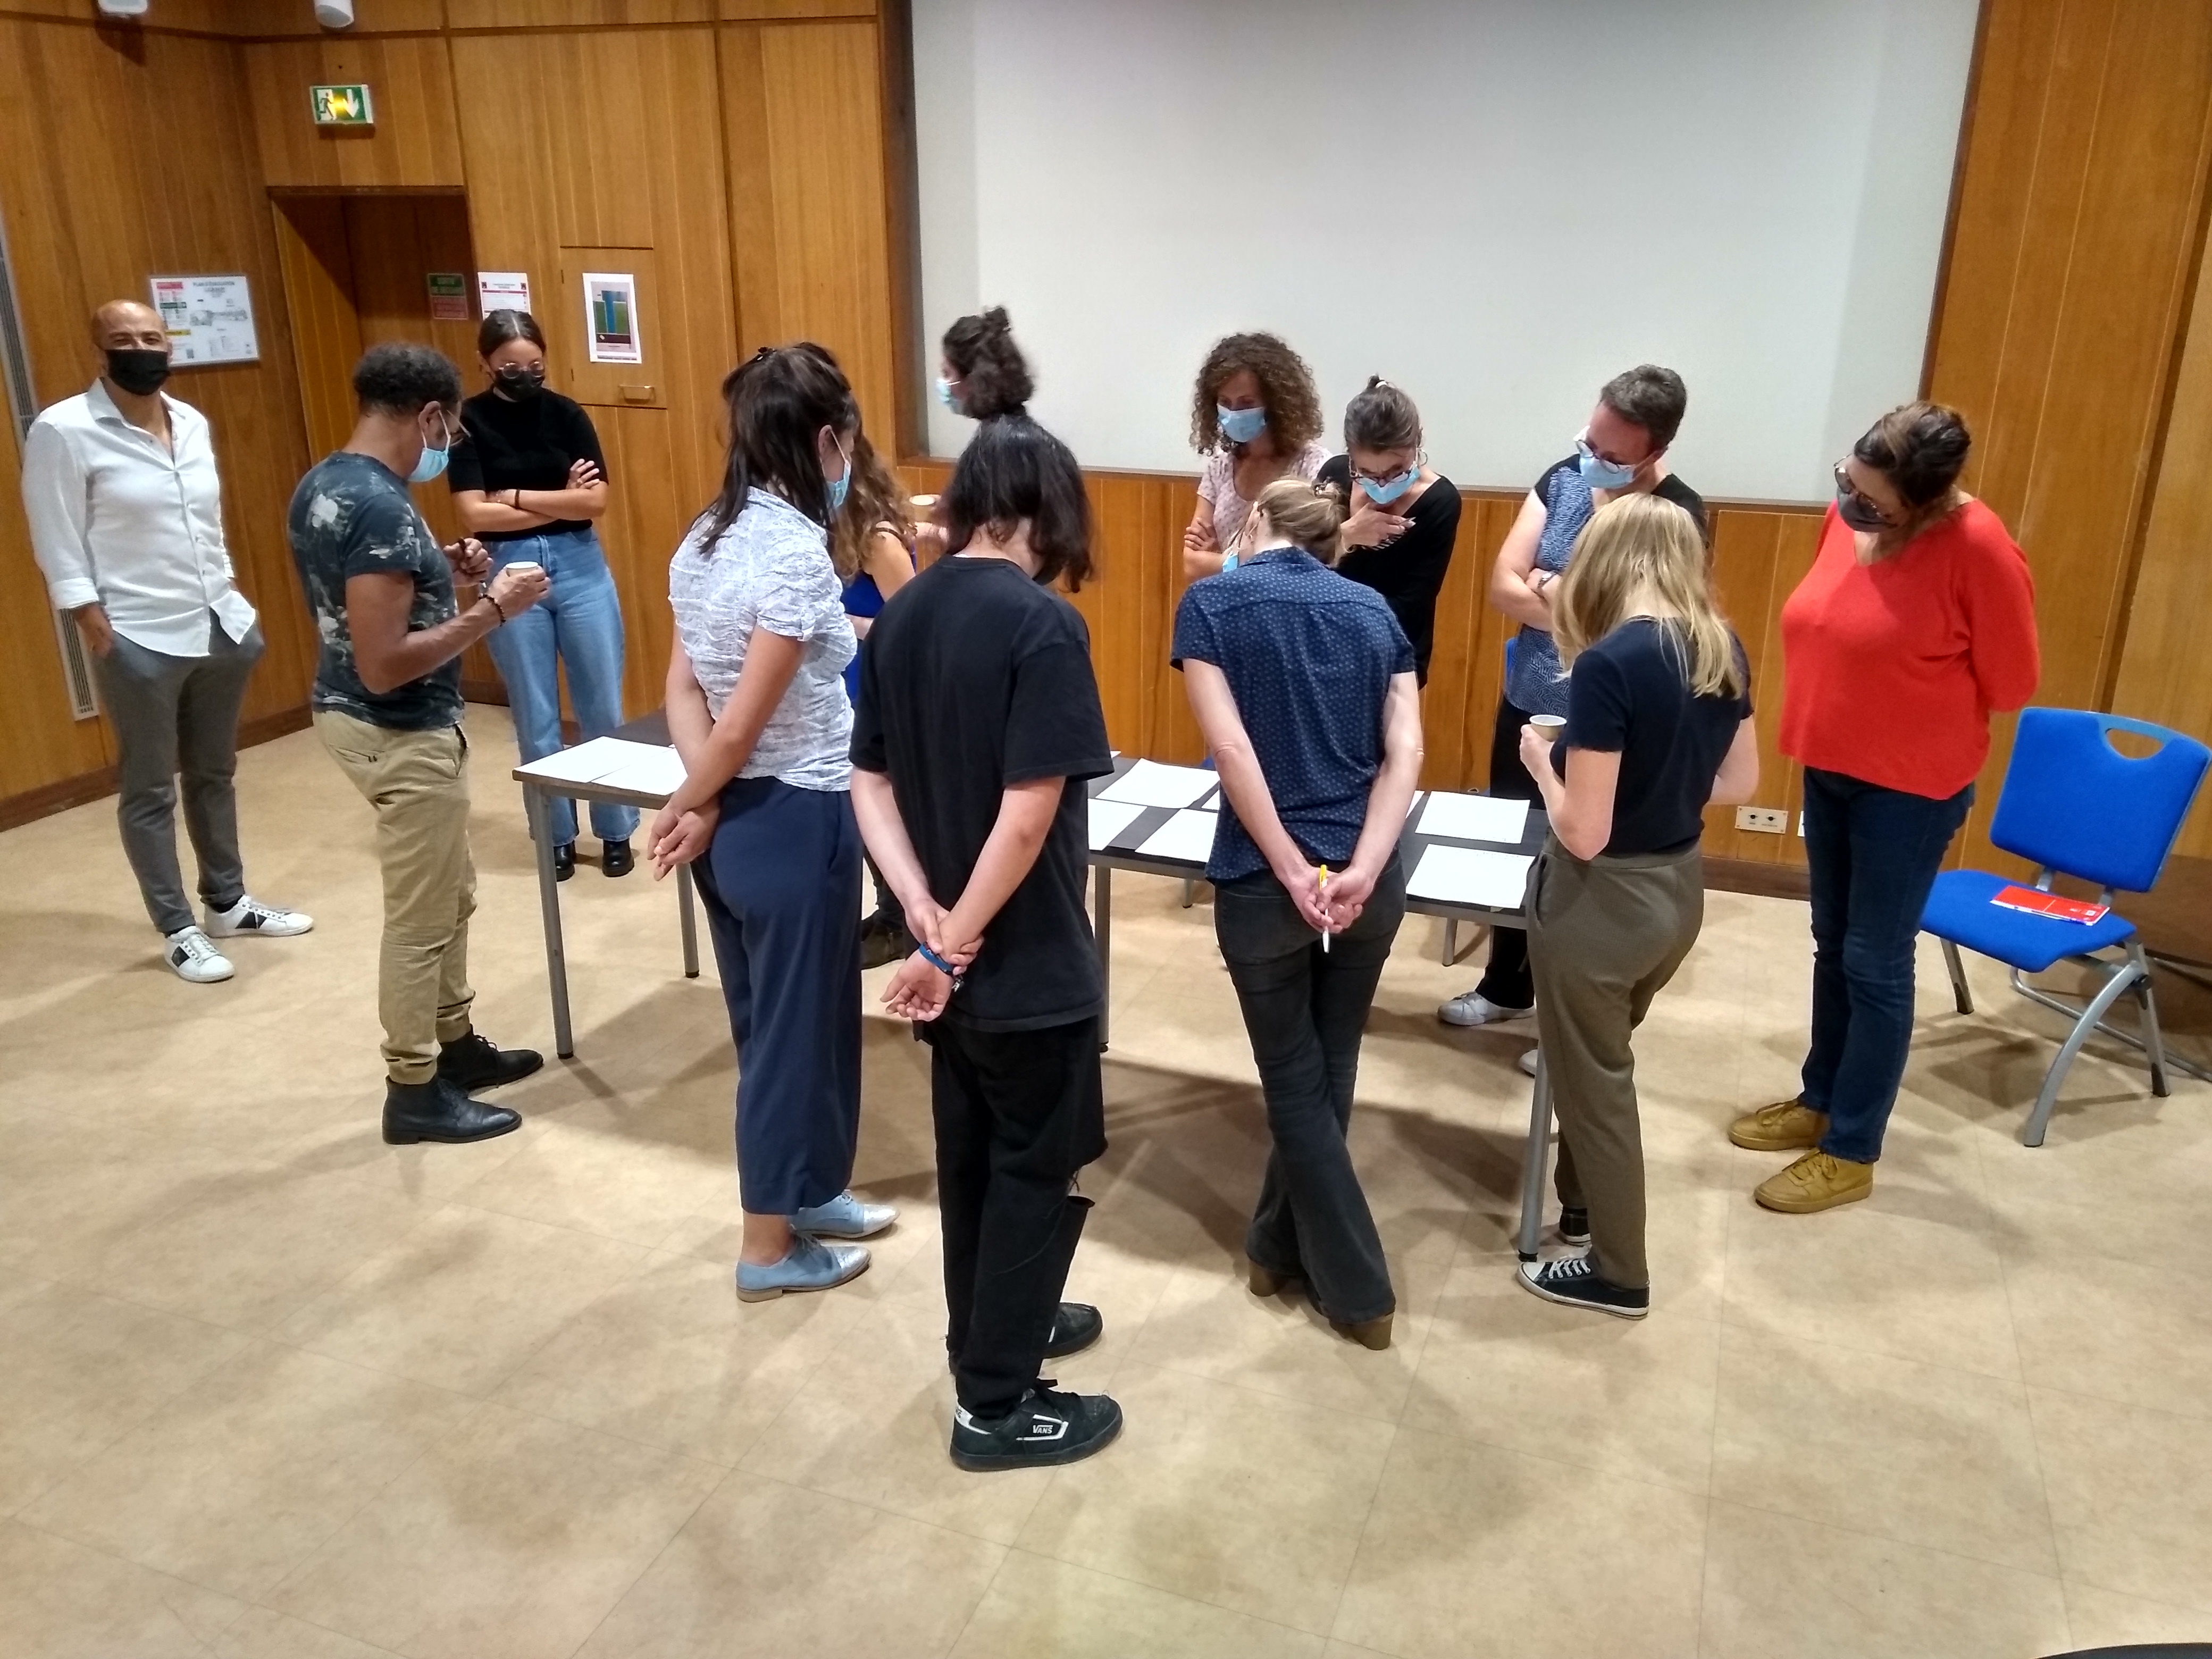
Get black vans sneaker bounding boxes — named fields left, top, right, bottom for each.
left=950, top=1383, right=1122, bottom=1472
left=1516, top=1253, right=1649, bottom=1319
left=1557, top=1206, right=1591, bottom=1249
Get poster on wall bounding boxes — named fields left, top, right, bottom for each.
left=149, top=274, right=258, bottom=366
left=582, top=272, right=642, bottom=364
left=477, top=271, right=530, bottom=317
left=426, top=273, right=470, bottom=322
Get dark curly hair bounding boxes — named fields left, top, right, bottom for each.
left=942, top=306, right=1033, bottom=419
left=352, top=341, right=460, bottom=416
left=1854, top=401, right=1972, bottom=508
left=1189, top=331, right=1323, bottom=457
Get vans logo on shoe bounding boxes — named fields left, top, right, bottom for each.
left=1020, top=1416, right=1068, bottom=1442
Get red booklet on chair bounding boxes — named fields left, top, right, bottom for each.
left=1991, top=885, right=2109, bottom=925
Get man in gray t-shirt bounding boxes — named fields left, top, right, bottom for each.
left=284, top=343, right=550, bottom=1147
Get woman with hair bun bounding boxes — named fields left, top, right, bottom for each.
left=1731, top=401, right=2038, bottom=1216
left=448, top=308, right=635, bottom=877
left=1182, top=332, right=1329, bottom=580
left=939, top=306, right=1034, bottom=421
left=1317, top=376, right=1462, bottom=684
left=1171, top=476, right=1425, bottom=1349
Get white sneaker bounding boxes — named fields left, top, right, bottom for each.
left=205, top=895, right=314, bottom=938
left=1518, top=1049, right=1539, bottom=1077
left=1437, top=990, right=1534, bottom=1027
left=164, top=926, right=235, bottom=983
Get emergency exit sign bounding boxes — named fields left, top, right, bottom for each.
left=310, top=84, right=374, bottom=125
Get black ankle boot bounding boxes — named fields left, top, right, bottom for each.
left=601, top=837, right=634, bottom=878
left=438, top=1032, right=544, bottom=1091
left=552, top=842, right=575, bottom=882
left=382, top=1076, right=522, bottom=1145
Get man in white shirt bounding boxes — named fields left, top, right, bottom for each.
left=21, top=299, right=312, bottom=983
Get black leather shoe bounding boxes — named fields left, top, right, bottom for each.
left=601, top=838, right=634, bottom=878
left=1043, top=1301, right=1104, bottom=1359
left=438, top=1031, right=544, bottom=1091
left=552, top=842, right=575, bottom=882
left=382, top=1076, right=521, bottom=1145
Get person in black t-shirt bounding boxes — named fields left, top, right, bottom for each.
left=448, top=309, right=635, bottom=881
left=1514, top=495, right=1759, bottom=1320
left=851, top=414, right=1123, bottom=1473
left=1316, top=376, right=1461, bottom=685
left=1442, top=363, right=1709, bottom=1045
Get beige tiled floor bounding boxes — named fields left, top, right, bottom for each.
left=3, top=706, right=2211, bottom=1658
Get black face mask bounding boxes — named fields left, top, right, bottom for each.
left=1835, top=489, right=1890, bottom=533
left=493, top=364, right=545, bottom=400
left=106, top=348, right=171, bottom=397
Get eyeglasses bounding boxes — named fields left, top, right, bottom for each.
left=1832, top=462, right=1897, bottom=526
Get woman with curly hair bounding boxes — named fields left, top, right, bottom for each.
left=1182, top=332, right=1329, bottom=580
left=939, top=307, right=1033, bottom=422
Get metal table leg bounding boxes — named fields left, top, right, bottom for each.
left=676, top=861, right=700, bottom=978
left=1442, top=918, right=1457, bottom=966
left=1094, top=863, right=1112, bottom=1052
left=526, top=784, right=574, bottom=1060
left=1515, top=1051, right=1552, bottom=1262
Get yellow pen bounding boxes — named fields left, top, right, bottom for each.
left=1319, top=864, right=1331, bottom=953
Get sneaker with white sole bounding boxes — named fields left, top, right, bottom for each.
left=1518, top=1048, right=1539, bottom=1077
left=1437, top=990, right=1534, bottom=1028
left=951, top=1382, right=1122, bottom=1472
left=205, top=895, right=314, bottom=938
left=1517, top=1253, right=1649, bottom=1319
left=163, top=926, right=234, bottom=983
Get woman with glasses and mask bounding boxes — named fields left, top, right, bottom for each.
left=1731, top=401, right=2037, bottom=1215
left=449, top=309, right=635, bottom=880
left=1315, top=377, right=1462, bottom=685
left=1182, top=332, right=1329, bottom=580
left=1439, top=365, right=1706, bottom=1048
left=647, top=342, right=895, bottom=1302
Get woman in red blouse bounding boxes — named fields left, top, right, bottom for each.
left=1731, top=403, right=2039, bottom=1213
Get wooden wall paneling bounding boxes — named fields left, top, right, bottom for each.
left=0, top=19, right=320, bottom=767
left=874, top=0, right=922, bottom=457
left=1699, top=508, right=1823, bottom=866
left=194, top=0, right=449, bottom=38
left=719, top=17, right=900, bottom=443
left=454, top=24, right=738, bottom=721
left=2112, top=227, right=2212, bottom=860
left=446, top=1, right=713, bottom=27
left=269, top=195, right=363, bottom=463
left=247, top=35, right=466, bottom=189
left=719, top=0, right=874, bottom=18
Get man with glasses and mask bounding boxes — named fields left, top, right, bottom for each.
left=1439, top=365, right=1708, bottom=1067
left=287, top=342, right=550, bottom=1146
left=23, top=299, right=312, bottom=984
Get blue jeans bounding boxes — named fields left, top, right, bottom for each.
left=1799, top=767, right=1973, bottom=1162
left=484, top=527, right=637, bottom=845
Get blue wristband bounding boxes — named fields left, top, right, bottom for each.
left=916, top=942, right=962, bottom=984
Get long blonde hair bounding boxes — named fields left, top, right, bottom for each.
left=1252, top=475, right=1347, bottom=565
left=1553, top=493, right=1744, bottom=697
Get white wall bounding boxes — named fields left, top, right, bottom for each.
left=912, top=0, right=1978, bottom=502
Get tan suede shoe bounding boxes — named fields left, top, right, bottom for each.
left=1754, top=1150, right=1873, bottom=1214
left=1728, top=1099, right=1831, bottom=1152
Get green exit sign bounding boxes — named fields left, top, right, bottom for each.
left=309, top=84, right=374, bottom=125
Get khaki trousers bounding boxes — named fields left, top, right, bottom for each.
left=315, top=710, right=477, bottom=1084
left=1527, top=837, right=1705, bottom=1289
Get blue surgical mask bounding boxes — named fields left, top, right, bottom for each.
left=1359, top=464, right=1419, bottom=505
left=825, top=432, right=852, bottom=514
left=936, top=375, right=963, bottom=414
left=1576, top=437, right=1639, bottom=491
left=409, top=418, right=451, bottom=484
left=1219, top=550, right=1239, bottom=573
left=1218, top=404, right=1267, bottom=446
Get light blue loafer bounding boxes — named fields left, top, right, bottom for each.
left=791, top=1191, right=899, bottom=1239
left=735, top=1235, right=870, bottom=1303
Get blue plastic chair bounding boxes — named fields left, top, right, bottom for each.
left=1920, top=709, right=2211, bottom=1145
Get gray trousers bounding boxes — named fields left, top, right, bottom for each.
left=93, top=617, right=265, bottom=935
left=1527, top=837, right=1705, bottom=1290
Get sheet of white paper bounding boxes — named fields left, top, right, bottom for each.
left=513, top=735, right=641, bottom=786
left=1087, top=798, right=1147, bottom=851
left=1134, top=808, right=1219, bottom=864
left=1419, top=792, right=1530, bottom=845
left=1097, top=759, right=1219, bottom=810
left=1406, top=844, right=1535, bottom=910
left=1406, top=790, right=1426, bottom=819
left=591, top=747, right=689, bottom=800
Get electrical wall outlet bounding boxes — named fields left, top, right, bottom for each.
left=1736, top=806, right=1788, bottom=833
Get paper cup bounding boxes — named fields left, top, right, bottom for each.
left=1527, top=715, right=1565, bottom=741
left=503, top=559, right=544, bottom=577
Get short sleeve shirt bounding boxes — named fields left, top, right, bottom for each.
left=1170, top=548, right=1415, bottom=883
left=669, top=488, right=856, bottom=793
left=1197, top=439, right=1330, bottom=556
left=1506, top=459, right=1708, bottom=717
left=447, top=389, right=607, bottom=541
left=287, top=450, right=464, bottom=732
left=852, top=555, right=1113, bottom=1032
